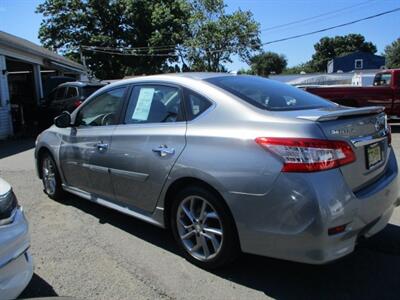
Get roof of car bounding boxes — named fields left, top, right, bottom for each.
left=58, top=81, right=106, bottom=88
left=163, top=72, right=236, bottom=80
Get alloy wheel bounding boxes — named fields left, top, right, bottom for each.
left=42, top=157, right=57, bottom=195
left=176, top=195, right=224, bottom=261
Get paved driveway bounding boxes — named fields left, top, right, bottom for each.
left=1, top=128, right=400, bottom=300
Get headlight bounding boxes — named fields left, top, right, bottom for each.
left=0, top=189, right=18, bottom=220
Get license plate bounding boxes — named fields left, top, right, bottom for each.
left=366, top=142, right=383, bottom=169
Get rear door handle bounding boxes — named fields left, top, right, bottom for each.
left=96, top=142, right=108, bottom=151
left=152, top=145, right=175, bottom=157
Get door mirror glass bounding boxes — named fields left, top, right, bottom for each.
left=54, top=111, right=71, bottom=128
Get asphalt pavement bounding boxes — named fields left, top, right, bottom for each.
left=1, top=127, right=400, bottom=300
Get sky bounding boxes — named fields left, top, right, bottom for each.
left=0, top=0, right=399, bottom=71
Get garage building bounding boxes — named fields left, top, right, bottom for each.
left=0, top=31, right=87, bottom=139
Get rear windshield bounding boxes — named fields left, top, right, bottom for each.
left=83, top=85, right=104, bottom=97
left=206, top=76, right=335, bottom=111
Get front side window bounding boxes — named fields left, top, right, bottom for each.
left=206, top=76, right=334, bottom=111
left=124, top=85, right=183, bottom=124
left=76, top=87, right=126, bottom=126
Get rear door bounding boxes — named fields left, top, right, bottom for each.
left=108, top=83, right=187, bottom=212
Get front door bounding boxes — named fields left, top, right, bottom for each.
left=59, top=86, right=128, bottom=199
left=109, top=84, right=186, bottom=212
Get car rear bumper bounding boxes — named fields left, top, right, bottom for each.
left=226, top=148, right=400, bottom=264
left=0, top=208, right=33, bottom=299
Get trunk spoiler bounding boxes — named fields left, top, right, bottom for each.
left=297, top=106, right=384, bottom=122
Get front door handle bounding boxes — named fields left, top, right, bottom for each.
left=152, top=145, right=175, bottom=157
left=96, top=142, right=108, bottom=152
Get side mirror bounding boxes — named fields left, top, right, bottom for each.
left=54, top=111, right=71, bottom=128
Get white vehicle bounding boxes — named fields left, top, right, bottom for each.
left=0, top=178, right=32, bottom=299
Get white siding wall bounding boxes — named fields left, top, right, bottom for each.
left=0, top=55, right=12, bottom=139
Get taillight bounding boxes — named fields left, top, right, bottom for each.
left=73, top=100, right=82, bottom=108
left=255, top=137, right=356, bottom=172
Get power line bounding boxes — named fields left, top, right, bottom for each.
left=81, top=6, right=400, bottom=57
left=262, top=7, right=400, bottom=45
left=83, top=47, right=178, bottom=56
left=260, top=0, right=376, bottom=32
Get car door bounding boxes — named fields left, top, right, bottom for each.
left=108, top=83, right=186, bottom=212
left=59, top=86, right=128, bottom=199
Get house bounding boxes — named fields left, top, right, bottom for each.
left=0, top=31, right=87, bottom=139
left=327, top=51, right=385, bottom=73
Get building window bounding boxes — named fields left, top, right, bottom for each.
left=355, top=59, right=363, bottom=69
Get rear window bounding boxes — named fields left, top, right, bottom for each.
left=373, top=73, right=392, bottom=86
left=83, top=86, right=103, bottom=97
left=206, top=76, right=335, bottom=111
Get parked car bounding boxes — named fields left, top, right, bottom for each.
left=0, top=177, right=33, bottom=299
left=35, top=73, right=400, bottom=269
left=39, top=81, right=106, bottom=129
left=303, top=69, right=400, bottom=117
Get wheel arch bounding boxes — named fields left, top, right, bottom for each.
left=163, top=177, right=239, bottom=243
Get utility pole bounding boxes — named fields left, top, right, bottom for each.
left=79, top=46, right=87, bottom=68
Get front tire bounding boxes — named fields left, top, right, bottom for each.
left=170, top=186, right=239, bottom=269
left=40, top=152, right=64, bottom=200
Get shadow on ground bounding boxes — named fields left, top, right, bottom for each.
left=58, top=193, right=400, bottom=300
left=18, top=273, right=58, bottom=299
left=0, top=138, right=35, bottom=159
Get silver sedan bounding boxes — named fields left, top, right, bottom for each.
left=35, top=73, right=400, bottom=269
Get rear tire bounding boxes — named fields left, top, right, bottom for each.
left=170, top=185, right=240, bottom=269
left=40, top=152, right=64, bottom=200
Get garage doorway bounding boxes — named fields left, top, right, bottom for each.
left=6, top=58, right=37, bottom=136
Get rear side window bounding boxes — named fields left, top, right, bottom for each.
left=206, top=76, right=334, bottom=111
left=124, top=85, right=184, bottom=124
left=185, top=90, right=212, bottom=120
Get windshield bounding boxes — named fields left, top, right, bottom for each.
left=206, top=75, right=335, bottom=111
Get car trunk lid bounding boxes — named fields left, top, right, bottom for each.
left=276, top=105, right=390, bottom=191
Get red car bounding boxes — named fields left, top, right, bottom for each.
left=304, top=69, right=400, bottom=117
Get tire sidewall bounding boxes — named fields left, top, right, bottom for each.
left=170, top=185, right=239, bottom=269
left=41, top=152, right=63, bottom=200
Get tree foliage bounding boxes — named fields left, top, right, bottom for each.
left=37, top=0, right=190, bottom=79
left=310, top=34, right=377, bottom=72
left=249, top=51, right=287, bottom=76
left=183, top=0, right=261, bottom=72
left=36, top=0, right=260, bottom=77
left=384, top=38, right=400, bottom=69
left=283, top=62, right=315, bottom=74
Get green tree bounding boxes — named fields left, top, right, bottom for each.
left=249, top=51, right=287, bottom=77
left=384, top=38, right=400, bottom=69
left=283, top=62, right=316, bottom=74
left=184, top=0, right=261, bottom=72
left=310, top=34, right=377, bottom=72
left=36, top=0, right=190, bottom=79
